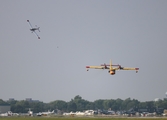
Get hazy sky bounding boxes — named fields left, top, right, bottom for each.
left=0, top=0, right=167, bottom=103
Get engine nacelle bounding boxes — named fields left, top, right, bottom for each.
left=108, top=70, right=115, bottom=75
left=86, top=66, right=90, bottom=71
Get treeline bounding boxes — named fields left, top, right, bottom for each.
left=1, top=95, right=167, bottom=113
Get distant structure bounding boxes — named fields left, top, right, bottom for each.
left=26, top=98, right=32, bottom=102
left=8, top=98, right=15, bottom=102
left=166, top=92, right=167, bottom=98
left=154, top=98, right=161, bottom=102
left=25, top=98, right=40, bottom=103
left=0, top=105, right=10, bottom=113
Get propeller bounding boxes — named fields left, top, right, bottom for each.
left=104, top=63, right=107, bottom=69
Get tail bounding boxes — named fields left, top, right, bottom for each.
left=109, top=60, right=116, bottom=75
left=110, top=60, right=113, bottom=70
left=38, top=27, right=40, bottom=32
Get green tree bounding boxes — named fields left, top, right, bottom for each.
left=49, top=100, right=67, bottom=111
left=0, top=99, right=8, bottom=105
left=75, top=96, right=90, bottom=111
left=30, top=102, right=44, bottom=113
left=106, top=99, right=115, bottom=110
left=85, top=102, right=95, bottom=110
left=94, top=99, right=104, bottom=109
left=67, top=99, right=77, bottom=112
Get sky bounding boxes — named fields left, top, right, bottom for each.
left=0, top=0, right=167, bottom=103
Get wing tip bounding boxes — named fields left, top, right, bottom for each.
left=135, top=68, right=139, bottom=70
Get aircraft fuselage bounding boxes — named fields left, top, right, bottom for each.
left=30, top=28, right=37, bottom=31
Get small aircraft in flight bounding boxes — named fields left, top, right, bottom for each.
left=86, top=60, right=139, bottom=75
left=27, top=20, right=40, bottom=39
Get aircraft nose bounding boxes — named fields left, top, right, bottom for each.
left=86, top=66, right=90, bottom=68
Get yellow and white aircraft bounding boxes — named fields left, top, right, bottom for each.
left=86, top=60, right=139, bottom=75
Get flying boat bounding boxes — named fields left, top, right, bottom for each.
left=86, top=60, right=139, bottom=75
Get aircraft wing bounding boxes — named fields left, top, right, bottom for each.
left=101, top=64, right=120, bottom=66
left=86, top=66, right=120, bottom=70
left=86, top=66, right=108, bottom=69
left=33, top=31, right=40, bottom=39
left=27, top=20, right=33, bottom=29
left=121, top=67, right=139, bottom=71
left=113, top=67, right=120, bottom=70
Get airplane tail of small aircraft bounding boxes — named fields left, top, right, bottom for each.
left=37, top=27, right=40, bottom=32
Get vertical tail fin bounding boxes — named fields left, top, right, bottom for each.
left=38, top=27, right=40, bottom=32
left=110, top=60, right=113, bottom=70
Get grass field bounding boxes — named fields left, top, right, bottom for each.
left=0, top=117, right=167, bottom=120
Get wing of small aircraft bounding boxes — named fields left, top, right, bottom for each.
left=33, top=31, right=40, bottom=39
left=27, top=20, right=33, bottom=29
